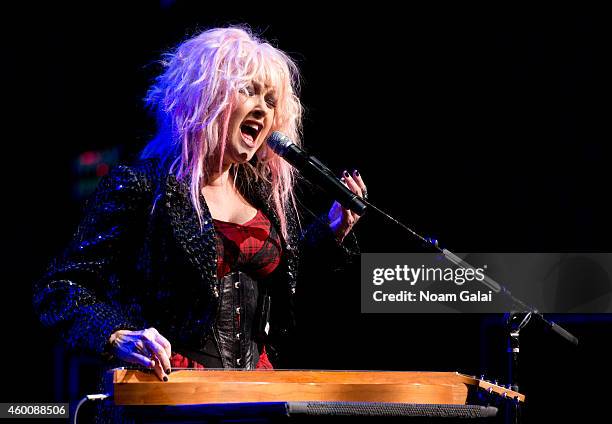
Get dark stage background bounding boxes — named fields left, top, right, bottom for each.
left=3, top=2, right=611, bottom=422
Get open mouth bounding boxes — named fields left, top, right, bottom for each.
left=240, top=121, right=263, bottom=146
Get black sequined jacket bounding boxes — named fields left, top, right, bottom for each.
left=33, top=158, right=358, bottom=368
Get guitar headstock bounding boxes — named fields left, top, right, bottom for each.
left=477, top=376, right=525, bottom=402
left=458, top=373, right=525, bottom=402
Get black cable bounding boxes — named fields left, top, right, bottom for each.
left=73, top=394, right=109, bottom=424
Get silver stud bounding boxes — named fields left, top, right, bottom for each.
left=236, top=307, right=241, bottom=314
left=236, top=358, right=242, bottom=366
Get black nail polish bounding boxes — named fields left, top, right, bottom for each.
left=163, top=376, right=168, bottom=382
left=166, top=368, right=171, bottom=375
left=353, top=170, right=360, bottom=177
left=343, top=170, right=349, bottom=177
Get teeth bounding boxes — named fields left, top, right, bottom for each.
left=244, top=122, right=261, bottom=132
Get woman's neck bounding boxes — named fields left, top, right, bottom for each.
left=205, top=161, right=233, bottom=190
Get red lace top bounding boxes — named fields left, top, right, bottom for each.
left=213, top=209, right=282, bottom=280
left=170, top=209, right=282, bottom=369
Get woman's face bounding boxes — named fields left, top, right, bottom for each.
left=224, top=79, right=277, bottom=165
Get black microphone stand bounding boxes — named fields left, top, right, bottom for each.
left=505, top=312, right=530, bottom=424
left=357, top=197, right=579, bottom=424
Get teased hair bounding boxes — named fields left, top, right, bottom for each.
left=141, top=26, right=303, bottom=239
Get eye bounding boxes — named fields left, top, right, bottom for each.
left=241, top=85, right=255, bottom=96
left=265, top=96, right=277, bottom=108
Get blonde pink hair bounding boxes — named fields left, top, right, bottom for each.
left=141, top=26, right=303, bottom=239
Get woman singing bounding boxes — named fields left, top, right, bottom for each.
left=33, top=26, right=366, bottom=385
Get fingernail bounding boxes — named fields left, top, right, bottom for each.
left=166, top=368, right=171, bottom=375
left=343, top=170, right=349, bottom=178
left=353, top=170, right=360, bottom=177
left=163, top=376, right=168, bottom=382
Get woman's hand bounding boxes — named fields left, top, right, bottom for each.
left=328, top=170, right=367, bottom=243
left=109, top=327, right=172, bottom=381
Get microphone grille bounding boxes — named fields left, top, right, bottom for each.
left=267, top=131, right=294, bottom=155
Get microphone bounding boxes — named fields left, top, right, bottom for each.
left=267, top=131, right=367, bottom=216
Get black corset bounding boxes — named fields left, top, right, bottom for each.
left=189, top=271, right=270, bottom=369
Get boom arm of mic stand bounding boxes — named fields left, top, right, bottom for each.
left=360, top=197, right=579, bottom=346
left=532, top=313, right=579, bottom=345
